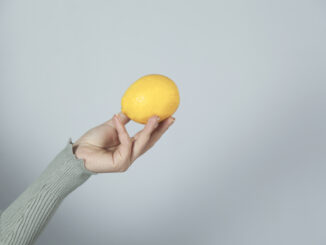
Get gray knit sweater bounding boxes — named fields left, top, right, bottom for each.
left=0, top=138, right=97, bottom=245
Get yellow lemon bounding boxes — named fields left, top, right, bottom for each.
left=121, top=74, right=180, bottom=124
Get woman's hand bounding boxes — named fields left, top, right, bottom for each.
left=72, top=112, right=175, bottom=173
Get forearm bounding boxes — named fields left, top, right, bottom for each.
left=0, top=139, right=96, bottom=245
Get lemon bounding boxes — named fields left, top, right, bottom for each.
left=121, top=74, right=180, bottom=124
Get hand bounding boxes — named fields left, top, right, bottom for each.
left=72, top=112, right=175, bottom=173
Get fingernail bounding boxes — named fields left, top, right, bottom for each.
left=150, top=115, right=159, bottom=122
left=119, top=112, right=129, bottom=120
left=154, top=117, right=160, bottom=128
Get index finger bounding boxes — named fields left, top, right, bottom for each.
left=143, top=116, right=175, bottom=152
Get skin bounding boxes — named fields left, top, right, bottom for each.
left=72, top=112, right=175, bottom=173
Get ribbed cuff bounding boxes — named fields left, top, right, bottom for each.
left=38, top=138, right=97, bottom=199
left=0, top=139, right=98, bottom=244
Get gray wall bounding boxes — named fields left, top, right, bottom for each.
left=1, top=0, right=325, bottom=244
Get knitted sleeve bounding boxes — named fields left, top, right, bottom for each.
left=0, top=138, right=97, bottom=245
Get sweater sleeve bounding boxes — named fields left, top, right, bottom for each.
left=0, top=138, right=97, bottom=245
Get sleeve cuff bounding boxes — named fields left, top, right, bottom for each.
left=67, top=137, right=97, bottom=176
left=36, top=138, right=97, bottom=199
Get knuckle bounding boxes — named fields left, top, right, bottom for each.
left=116, top=161, right=130, bottom=172
left=126, top=138, right=133, bottom=145
left=112, top=163, right=120, bottom=172
left=121, top=133, right=129, bottom=139
left=141, top=133, right=151, bottom=142
left=111, top=160, right=122, bottom=171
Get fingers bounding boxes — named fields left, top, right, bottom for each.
left=131, top=115, right=160, bottom=161
left=117, top=111, right=130, bottom=124
left=112, top=114, right=133, bottom=170
left=104, top=111, right=130, bottom=128
left=81, top=115, right=175, bottom=173
left=143, top=117, right=175, bottom=152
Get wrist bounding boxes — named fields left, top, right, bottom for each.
left=39, top=139, right=97, bottom=199
left=71, top=142, right=94, bottom=173
left=72, top=140, right=84, bottom=160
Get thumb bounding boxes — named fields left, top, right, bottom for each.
left=104, top=111, right=130, bottom=128
left=117, top=111, right=130, bottom=125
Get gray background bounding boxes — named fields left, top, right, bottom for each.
left=0, top=0, right=325, bottom=244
